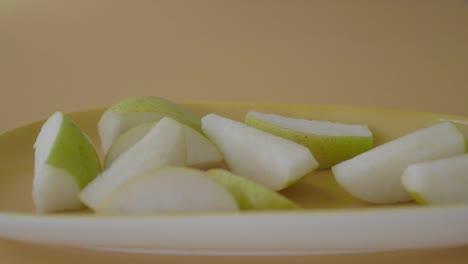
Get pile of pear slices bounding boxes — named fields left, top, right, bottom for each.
left=32, top=96, right=468, bottom=214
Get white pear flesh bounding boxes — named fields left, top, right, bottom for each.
left=104, top=122, right=223, bottom=169
left=98, top=96, right=201, bottom=153
left=402, top=154, right=468, bottom=205
left=332, top=122, right=466, bottom=204
left=103, top=122, right=155, bottom=168
left=202, top=114, right=318, bottom=191
left=33, top=166, right=82, bottom=213
left=97, top=168, right=239, bottom=214
left=183, top=125, right=223, bottom=169
left=80, top=117, right=186, bottom=211
left=33, top=112, right=101, bottom=213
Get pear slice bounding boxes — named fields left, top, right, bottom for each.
left=103, top=122, right=155, bottom=168
left=245, top=111, right=373, bottom=169
left=402, top=154, right=468, bottom=205
left=207, top=169, right=300, bottom=210
left=33, top=112, right=101, bottom=213
left=98, top=96, right=201, bottom=152
left=183, top=125, right=223, bottom=169
left=332, top=122, right=466, bottom=204
left=104, top=122, right=223, bottom=169
left=201, top=114, right=318, bottom=191
left=80, top=117, right=186, bottom=210
left=97, top=168, right=239, bottom=214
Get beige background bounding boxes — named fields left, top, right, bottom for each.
left=0, top=0, right=467, bottom=263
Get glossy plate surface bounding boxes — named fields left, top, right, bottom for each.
left=0, top=102, right=467, bottom=255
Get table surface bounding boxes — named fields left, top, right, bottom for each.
left=0, top=1, right=467, bottom=263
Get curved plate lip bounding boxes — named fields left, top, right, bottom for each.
left=84, top=246, right=386, bottom=256
left=1, top=206, right=468, bottom=255
left=1, top=203, right=468, bottom=219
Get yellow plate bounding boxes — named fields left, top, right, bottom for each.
left=0, top=102, right=467, bottom=255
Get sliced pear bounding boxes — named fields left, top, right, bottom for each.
left=332, top=122, right=466, bottom=204
left=245, top=111, right=373, bottom=169
left=33, top=112, right=101, bottom=213
left=402, top=154, right=468, bottom=205
left=104, top=122, right=223, bottom=169
left=80, top=117, right=186, bottom=210
left=202, top=114, right=318, bottom=191
left=98, top=96, right=201, bottom=152
left=97, top=168, right=239, bottom=214
left=103, top=122, right=155, bottom=168
left=183, top=125, right=223, bottom=169
left=207, top=169, right=300, bottom=210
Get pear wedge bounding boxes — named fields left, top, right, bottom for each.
left=33, top=112, right=101, bottom=213
left=97, top=168, right=239, bottom=214
left=202, top=114, right=318, bottom=191
left=80, top=117, right=186, bottom=210
left=98, top=96, right=201, bottom=152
